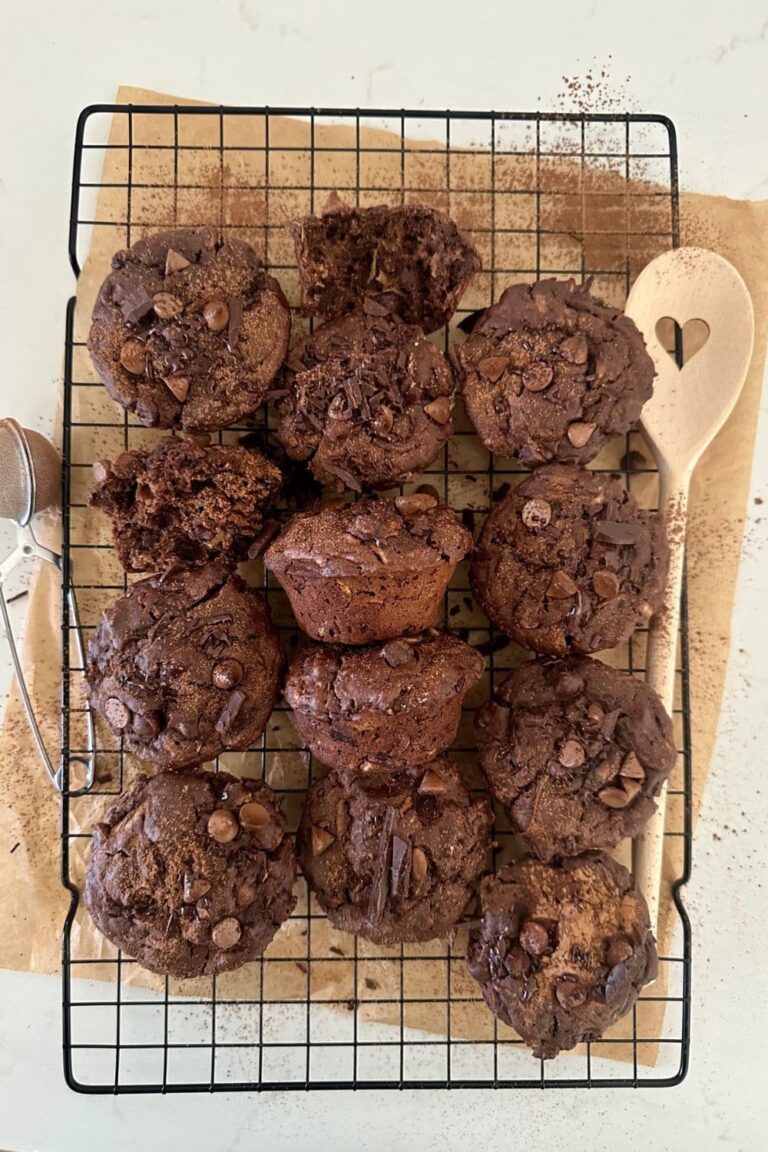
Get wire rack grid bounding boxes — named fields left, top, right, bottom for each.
left=60, top=105, right=691, bottom=1094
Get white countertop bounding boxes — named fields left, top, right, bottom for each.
left=1, top=2, right=767, bottom=1149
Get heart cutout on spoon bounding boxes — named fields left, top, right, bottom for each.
left=654, top=316, right=710, bottom=365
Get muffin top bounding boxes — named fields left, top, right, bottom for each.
left=471, top=464, right=668, bottom=655
left=265, top=493, right=473, bottom=579
left=467, top=852, right=658, bottom=1058
left=275, top=309, right=456, bottom=492
left=285, top=630, right=484, bottom=718
left=84, top=770, right=296, bottom=978
left=88, top=227, right=290, bottom=430
left=458, top=279, right=654, bottom=466
left=297, top=759, right=493, bottom=944
left=290, top=196, right=480, bottom=333
left=86, top=562, right=283, bottom=768
left=89, top=433, right=283, bottom=572
left=475, top=655, right=676, bottom=860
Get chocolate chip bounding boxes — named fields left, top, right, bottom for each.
left=152, top=292, right=183, bottom=320
left=236, top=881, right=258, bottom=908
left=410, top=846, right=428, bottom=893
left=104, top=697, right=130, bottom=730
left=163, top=374, right=190, bottom=403
left=597, top=785, right=630, bottom=809
left=519, top=919, right=550, bottom=956
left=522, top=362, right=553, bottom=392
left=215, top=688, right=246, bottom=733
left=418, top=769, right=447, bottom=795
left=592, top=570, right=620, bottom=599
left=380, top=639, right=416, bottom=668
left=119, top=284, right=154, bottom=324
left=521, top=499, right=551, bottom=529
left=165, top=248, right=191, bottom=276
left=311, top=824, right=336, bottom=858
left=395, top=492, right=438, bottom=516
left=203, top=299, right=229, bottom=332
left=118, top=338, right=147, bottom=375
left=555, top=975, right=587, bottom=1009
left=548, top=570, right=578, bottom=598
left=207, top=809, right=239, bottom=842
left=606, top=936, right=634, bottom=968
left=477, top=355, right=510, bottom=382
left=211, top=917, right=241, bottom=950
left=558, top=739, right=586, bottom=769
left=183, top=875, right=211, bottom=903
left=373, top=405, right=394, bottom=435
left=91, top=460, right=111, bottom=483
left=559, top=334, right=589, bottom=364
left=584, top=703, right=605, bottom=730
left=212, top=659, right=243, bottom=689
left=595, top=520, right=643, bottom=546
left=621, top=777, right=643, bottom=803
left=566, top=421, right=597, bottom=448
left=619, top=751, right=645, bottom=781
left=240, top=801, right=271, bottom=831
left=423, top=396, right=452, bottom=424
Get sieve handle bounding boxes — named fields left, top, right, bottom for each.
left=0, top=523, right=95, bottom=792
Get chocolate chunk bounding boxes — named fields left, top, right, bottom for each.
left=380, top=639, right=418, bottom=668
left=559, top=334, right=589, bottom=364
left=619, top=752, right=645, bottom=781
left=410, top=846, right=428, bottom=895
left=423, top=396, right=452, bottom=425
left=215, top=688, right=246, bottom=733
left=521, top=499, right=551, bottom=530
left=225, top=295, right=243, bottom=352
left=165, top=248, right=191, bottom=276
left=208, top=808, right=239, bottom=843
left=606, top=936, right=634, bottom=968
left=601, top=708, right=621, bottom=740
left=584, top=702, right=605, bottom=730
left=163, top=374, right=190, bottom=403
left=390, top=835, right=412, bottom=898
left=119, top=284, right=154, bottom=325
left=566, top=421, right=596, bottom=449
left=418, top=769, right=447, bottom=795
left=477, top=355, right=510, bottom=382
left=595, top=520, right=643, bottom=546
left=394, top=492, right=438, bottom=516
left=368, top=808, right=396, bottom=924
left=211, top=917, right=242, bottom=951
left=183, top=875, right=212, bottom=903
left=592, top=570, right=621, bottom=599
left=311, top=825, right=335, bottom=856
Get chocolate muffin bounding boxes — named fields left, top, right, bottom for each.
left=466, top=852, right=658, bottom=1058
left=471, top=464, right=668, bottom=655
left=475, top=656, right=676, bottom=860
left=265, top=493, right=473, bottom=644
left=297, top=760, right=493, bottom=944
left=84, top=770, right=297, bottom=977
left=285, top=631, right=484, bottom=771
left=89, top=434, right=283, bottom=572
left=88, top=227, right=291, bottom=430
left=275, top=310, right=456, bottom=492
left=86, top=563, right=283, bottom=768
left=290, top=194, right=481, bottom=333
left=458, top=279, right=654, bottom=466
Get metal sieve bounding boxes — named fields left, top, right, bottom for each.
left=0, top=418, right=94, bottom=790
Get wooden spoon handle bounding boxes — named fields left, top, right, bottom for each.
left=633, top=476, right=689, bottom=933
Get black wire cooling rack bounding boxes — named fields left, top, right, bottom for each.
left=60, top=105, right=691, bottom=1093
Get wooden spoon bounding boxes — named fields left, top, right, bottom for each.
left=624, top=247, right=754, bottom=932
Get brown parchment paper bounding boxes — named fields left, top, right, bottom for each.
left=1, top=87, right=767, bottom=1072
